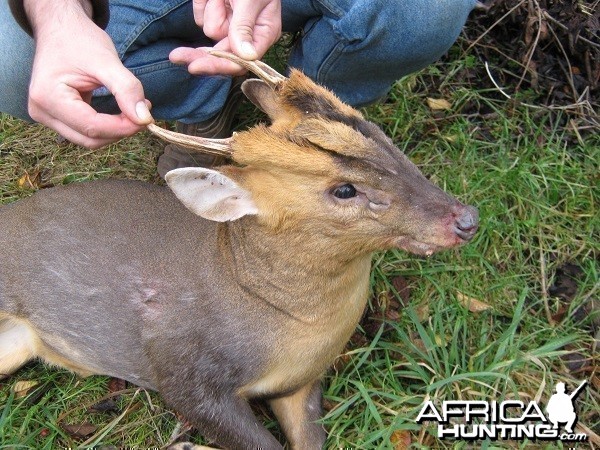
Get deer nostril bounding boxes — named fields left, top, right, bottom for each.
left=454, top=205, right=479, bottom=241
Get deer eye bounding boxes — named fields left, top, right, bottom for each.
left=332, top=184, right=357, bottom=199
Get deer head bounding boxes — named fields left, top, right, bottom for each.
left=148, top=51, right=478, bottom=257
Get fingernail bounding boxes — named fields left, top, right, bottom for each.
left=241, top=41, right=258, bottom=59
left=135, top=101, right=152, bottom=123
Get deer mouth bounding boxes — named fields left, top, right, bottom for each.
left=394, top=205, right=479, bottom=255
left=394, top=237, right=444, bottom=256
left=394, top=233, right=472, bottom=256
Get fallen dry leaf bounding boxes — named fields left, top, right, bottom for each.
left=549, top=263, right=582, bottom=302
left=24, top=382, right=52, bottom=406
left=322, top=398, right=336, bottom=412
left=561, top=344, right=593, bottom=374
left=349, top=331, right=369, bottom=348
left=362, top=309, right=385, bottom=339
left=456, top=291, right=492, bottom=313
left=17, top=171, right=41, bottom=190
left=412, top=337, right=428, bottom=353
left=13, top=380, right=39, bottom=398
left=332, top=352, right=352, bottom=373
left=88, top=398, right=119, bottom=414
left=415, top=302, right=430, bottom=322
left=108, top=377, right=127, bottom=393
left=426, top=97, right=452, bottom=111
left=392, top=276, right=411, bottom=305
left=385, top=308, right=400, bottom=321
left=391, top=429, right=412, bottom=449
left=551, top=304, right=569, bottom=323
left=61, top=422, right=97, bottom=439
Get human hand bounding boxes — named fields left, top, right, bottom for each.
left=169, top=0, right=282, bottom=75
left=26, top=1, right=152, bottom=149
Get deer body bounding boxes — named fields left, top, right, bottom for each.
left=0, top=52, right=478, bottom=449
left=0, top=179, right=369, bottom=385
left=0, top=180, right=369, bottom=447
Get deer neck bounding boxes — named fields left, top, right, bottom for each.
left=219, top=219, right=373, bottom=322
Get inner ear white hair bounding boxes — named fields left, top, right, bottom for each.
left=165, top=168, right=258, bottom=222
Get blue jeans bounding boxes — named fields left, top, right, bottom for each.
left=0, top=0, right=476, bottom=124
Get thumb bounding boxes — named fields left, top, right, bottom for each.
left=99, top=65, right=152, bottom=125
left=229, top=3, right=261, bottom=60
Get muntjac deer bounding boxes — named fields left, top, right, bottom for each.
left=0, top=51, right=478, bottom=449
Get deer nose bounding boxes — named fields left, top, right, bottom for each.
left=453, top=205, right=479, bottom=241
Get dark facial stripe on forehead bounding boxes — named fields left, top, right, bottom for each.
left=322, top=111, right=402, bottom=163
left=282, top=79, right=391, bottom=143
left=283, top=86, right=401, bottom=166
left=285, top=89, right=339, bottom=117
left=286, top=128, right=396, bottom=180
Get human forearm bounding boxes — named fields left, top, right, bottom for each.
left=8, top=0, right=109, bottom=35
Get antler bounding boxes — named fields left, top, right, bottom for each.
left=147, top=51, right=286, bottom=154
left=147, top=123, right=233, bottom=157
left=208, top=50, right=286, bottom=88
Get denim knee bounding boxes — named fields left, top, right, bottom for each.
left=0, top=1, right=34, bottom=121
left=288, top=0, right=476, bottom=106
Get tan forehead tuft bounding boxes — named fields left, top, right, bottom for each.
left=291, top=119, right=376, bottom=159
left=231, top=125, right=335, bottom=176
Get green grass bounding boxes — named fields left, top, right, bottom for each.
left=0, top=50, right=598, bottom=449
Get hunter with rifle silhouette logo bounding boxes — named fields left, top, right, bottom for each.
left=546, top=380, right=588, bottom=433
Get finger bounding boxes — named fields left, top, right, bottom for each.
left=192, top=0, right=209, bottom=27
left=169, top=46, right=208, bottom=65
left=41, top=114, right=131, bottom=149
left=202, top=0, right=230, bottom=41
left=169, top=44, right=247, bottom=76
left=228, top=1, right=262, bottom=60
left=250, top=22, right=282, bottom=59
left=47, top=122, right=121, bottom=149
left=96, top=64, right=152, bottom=126
left=230, top=1, right=281, bottom=60
left=38, top=87, right=145, bottom=147
left=48, top=112, right=142, bottom=149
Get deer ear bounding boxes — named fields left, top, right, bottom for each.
left=165, top=168, right=258, bottom=222
left=241, top=79, right=286, bottom=121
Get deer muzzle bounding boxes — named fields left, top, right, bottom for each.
left=452, top=204, right=479, bottom=242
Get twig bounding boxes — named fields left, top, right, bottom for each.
left=484, top=61, right=512, bottom=99
left=517, top=0, right=544, bottom=91
left=484, top=60, right=599, bottom=120
left=542, top=11, right=600, bottom=51
left=466, top=0, right=527, bottom=53
left=576, top=421, right=600, bottom=447
left=546, top=18, right=579, bottom=102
